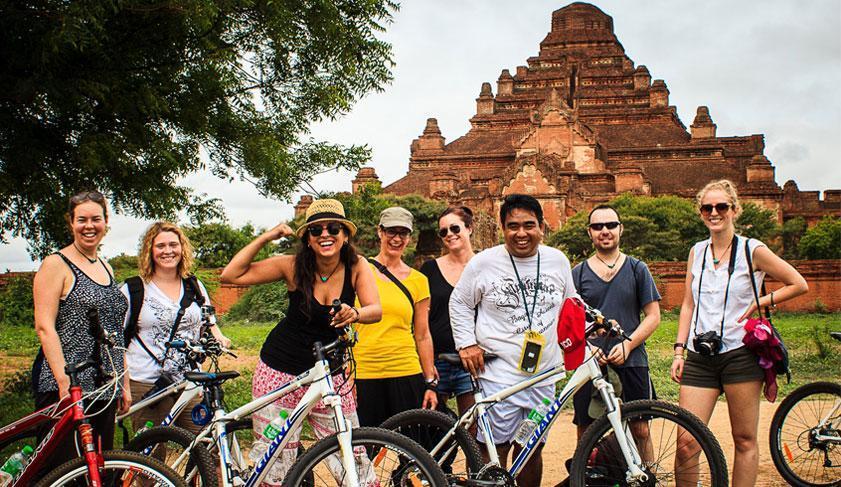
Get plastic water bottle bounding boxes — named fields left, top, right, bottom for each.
left=262, top=409, right=290, bottom=440
left=512, top=398, right=551, bottom=446
left=0, top=445, right=34, bottom=485
left=135, top=420, right=155, bottom=437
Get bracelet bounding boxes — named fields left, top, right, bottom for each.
left=770, top=291, right=777, bottom=309
left=424, top=377, right=439, bottom=391
left=673, top=342, right=687, bottom=351
left=673, top=355, right=685, bottom=360
left=351, top=307, right=360, bottom=323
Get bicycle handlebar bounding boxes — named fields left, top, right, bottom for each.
left=581, top=301, right=632, bottom=342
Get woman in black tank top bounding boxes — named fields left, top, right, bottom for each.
left=220, top=199, right=381, bottom=483
left=31, top=190, right=129, bottom=473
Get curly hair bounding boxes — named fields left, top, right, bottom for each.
left=138, top=222, right=195, bottom=282
left=696, top=179, right=742, bottom=216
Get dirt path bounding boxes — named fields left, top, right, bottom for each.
left=541, top=401, right=782, bottom=486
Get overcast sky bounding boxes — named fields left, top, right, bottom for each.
left=2, top=0, right=840, bottom=271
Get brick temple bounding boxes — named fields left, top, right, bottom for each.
left=344, top=2, right=839, bottom=233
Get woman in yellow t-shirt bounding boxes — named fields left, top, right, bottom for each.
left=354, top=206, right=438, bottom=427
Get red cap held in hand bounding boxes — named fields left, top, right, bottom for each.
left=557, top=297, right=586, bottom=371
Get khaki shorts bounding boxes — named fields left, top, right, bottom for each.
left=681, top=346, right=764, bottom=392
left=129, top=379, right=203, bottom=434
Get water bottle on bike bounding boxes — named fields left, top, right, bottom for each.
left=512, top=397, right=551, bottom=446
left=248, top=407, right=296, bottom=482
left=0, top=445, right=33, bottom=486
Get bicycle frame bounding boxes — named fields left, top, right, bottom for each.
left=170, top=347, right=359, bottom=487
left=436, top=342, right=647, bottom=482
left=116, top=378, right=202, bottom=427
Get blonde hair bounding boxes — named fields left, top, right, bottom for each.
left=696, top=179, right=742, bottom=217
left=138, top=222, right=194, bottom=282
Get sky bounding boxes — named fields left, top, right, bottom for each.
left=2, top=0, right=840, bottom=271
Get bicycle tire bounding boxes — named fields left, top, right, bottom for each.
left=33, top=449, right=189, bottom=487
left=127, top=425, right=218, bottom=486
left=769, top=381, right=841, bottom=487
left=381, top=407, right=483, bottom=484
left=570, top=399, right=728, bottom=487
left=282, top=426, right=448, bottom=487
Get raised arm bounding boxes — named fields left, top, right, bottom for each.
left=220, top=223, right=293, bottom=286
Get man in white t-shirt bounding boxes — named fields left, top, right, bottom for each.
left=450, top=194, right=577, bottom=487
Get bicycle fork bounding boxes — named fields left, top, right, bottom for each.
left=593, top=377, right=648, bottom=483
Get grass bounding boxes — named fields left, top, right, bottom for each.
left=0, top=313, right=838, bottom=455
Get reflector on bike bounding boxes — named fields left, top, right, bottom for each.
left=557, top=297, right=585, bottom=371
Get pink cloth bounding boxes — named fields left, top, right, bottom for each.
left=742, top=318, right=783, bottom=402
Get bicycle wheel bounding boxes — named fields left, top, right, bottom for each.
left=381, top=408, right=483, bottom=484
left=127, top=425, right=218, bottom=486
left=282, top=426, right=448, bottom=487
left=570, top=400, right=728, bottom=487
left=769, top=381, right=841, bottom=486
left=33, top=449, right=189, bottom=486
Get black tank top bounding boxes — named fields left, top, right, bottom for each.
left=260, top=264, right=356, bottom=375
left=420, top=259, right=457, bottom=355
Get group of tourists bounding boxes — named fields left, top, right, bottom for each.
left=29, top=178, right=808, bottom=486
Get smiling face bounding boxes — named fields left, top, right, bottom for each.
left=439, top=213, right=472, bottom=252
left=503, top=207, right=544, bottom=258
left=588, top=208, right=622, bottom=252
left=152, top=231, right=182, bottom=274
left=70, top=201, right=108, bottom=251
left=699, top=188, right=737, bottom=234
left=378, top=225, right=411, bottom=258
left=307, top=220, right=348, bottom=259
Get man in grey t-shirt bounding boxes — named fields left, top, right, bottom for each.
left=570, top=205, right=661, bottom=441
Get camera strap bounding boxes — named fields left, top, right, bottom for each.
left=692, top=234, right=739, bottom=339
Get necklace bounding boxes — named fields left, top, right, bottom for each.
left=710, top=239, right=733, bottom=265
left=318, top=261, right=341, bottom=282
left=595, top=253, right=621, bottom=269
left=73, top=243, right=98, bottom=264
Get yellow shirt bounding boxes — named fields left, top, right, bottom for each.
left=354, top=264, right=430, bottom=379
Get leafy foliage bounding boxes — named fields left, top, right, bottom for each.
left=108, top=253, right=139, bottom=270
left=0, top=0, right=399, bottom=257
left=781, top=217, right=807, bottom=260
left=184, top=222, right=288, bottom=268
left=798, top=217, right=841, bottom=260
left=735, top=202, right=780, bottom=244
left=225, top=281, right=289, bottom=323
left=0, top=275, right=34, bottom=328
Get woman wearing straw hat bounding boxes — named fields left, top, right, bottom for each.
left=221, top=198, right=381, bottom=483
left=353, top=206, right=438, bottom=428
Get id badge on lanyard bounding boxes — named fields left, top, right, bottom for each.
left=509, top=251, right=543, bottom=374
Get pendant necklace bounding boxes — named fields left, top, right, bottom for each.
left=73, top=243, right=98, bottom=264
left=710, top=239, right=733, bottom=266
left=318, top=261, right=341, bottom=282
left=595, top=253, right=621, bottom=269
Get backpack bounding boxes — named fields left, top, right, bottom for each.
left=124, top=275, right=204, bottom=363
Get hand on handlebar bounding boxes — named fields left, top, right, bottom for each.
left=330, top=303, right=359, bottom=328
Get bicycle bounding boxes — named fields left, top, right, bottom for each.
left=0, top=309, right=187, bottom=486
left=768, top=331, right=840, bottom=487
left=130, top=320, right=448, bottom=486
left=382, top=298, right=729, bottom=486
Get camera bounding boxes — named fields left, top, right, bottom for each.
left=693, top=331, right=722, bottom=356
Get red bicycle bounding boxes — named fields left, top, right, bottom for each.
left=0, top=309, right=186, bottom=486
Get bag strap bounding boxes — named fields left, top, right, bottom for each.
left=369, top=258, right=416, bottom=331
left=744, top=239, right=772, bottom=321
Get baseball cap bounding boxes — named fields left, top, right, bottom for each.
left=557, top=297, right=586, bottom=371
left=378, top=207, right=413, bottom=231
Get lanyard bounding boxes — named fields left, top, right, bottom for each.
left=508, top=250, right=540, bottom=331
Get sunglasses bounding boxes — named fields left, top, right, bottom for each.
left=307, top=222, right=344, bottom=237
left=589, top=221, right=621, bottom=231
left=699, top=203, right=732, bottom=215
left=382, top=226, right=411, bottom=239
left=438, top=224, right=463, bottom=238
left=70, top=190, right=105, bottom=203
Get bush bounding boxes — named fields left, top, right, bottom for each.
left=798, top=216, right=841, bottom=260
left=225, top=281, right=289, bottom=323
left=781, top=217, right=807, bottom=260
left=108, top=253, right=138, bottom=270
left=0, top=275, right=34, bottom=328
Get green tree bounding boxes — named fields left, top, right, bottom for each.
left=108, top=253, right=139, bottom=270
left=0, top=0, right=398, bottom=257
left=781, top=217, right=807, bottom=260
left=798, top=217, right=841, bottom=260
left=736, top=202, right=780, bottom=245
left=185, top=222, right=286, bottom=268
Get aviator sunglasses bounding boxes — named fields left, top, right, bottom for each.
left=307, top=222, right=344, bottom=237
left=699, top=203, right=732, bottom=215
left=589, top=221, right=621, bottom=231
left=438, top=224, right=463, bottom=238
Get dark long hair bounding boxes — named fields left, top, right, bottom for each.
left=293, top=226, right=359, bottom=318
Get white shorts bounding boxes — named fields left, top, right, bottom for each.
left=476, top=378, right=555, bottom=445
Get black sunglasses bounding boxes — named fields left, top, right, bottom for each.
left=438, top=224, right=462, bottom=238
left=381, top=226, right=411, bottom=239
left=699, top=203, right=732, bottom=215
left=589, top=221, right=621, bottom=231
left=307, top=222, right=344, bottom=237
left=70, top=191, right=105, bottom=203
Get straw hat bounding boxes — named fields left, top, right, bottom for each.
left=296, top=199, right=358, bottom=238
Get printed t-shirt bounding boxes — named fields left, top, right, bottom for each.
left=354, top=264, right=430, bottom=379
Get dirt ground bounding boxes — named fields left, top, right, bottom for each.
left=541, top=401, right=783, bottom=486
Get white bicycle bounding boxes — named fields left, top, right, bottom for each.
left=382, top=299, right=729, bottom=486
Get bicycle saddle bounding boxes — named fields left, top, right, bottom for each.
left=831, top=331, right=841, bottom=343
left=184, top=371, right=240, bottom=383
left=436, top=352, right=498, bottom=366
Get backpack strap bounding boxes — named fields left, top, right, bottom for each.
left=369, top=258, right=415, bottom=331
left=124, top=276, right=144, bottom=343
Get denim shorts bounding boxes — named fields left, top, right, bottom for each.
left=435, top=358, right=473, bottom=396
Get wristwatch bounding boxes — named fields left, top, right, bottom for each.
left=673, top=342, right=687, bottom=351
left=424, top=377, right=439, bottom=391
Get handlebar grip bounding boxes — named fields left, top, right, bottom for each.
left=86, top=308, right=106, bottom=343
left=169, top=339, right=187, bottom=349
left=331, top=299, right=342, bottom=315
